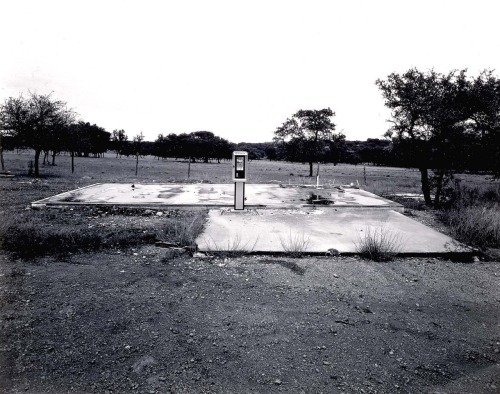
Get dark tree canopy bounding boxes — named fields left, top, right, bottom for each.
left=0, top=92, right=75, bottom=176
left=376, top=68, right=500, bottom=206
left=111, top=129, right=128, bottom=157
left=154, top=131, right=232, bottom=163
left=273, top=108, right=338, bottom=176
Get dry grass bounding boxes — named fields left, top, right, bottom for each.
left=1, top=151, right=426, bottom=190
left=202, top=233, right=259, bottom=257
left=2, top=150, right=500, bottom=255
left=0, top=208, right=206, bottom=259
left=0, top=214, right=157, bottom=259
left=279, top=229, right=311, bottom=257
left=157, top=212, right=206, bottom=248
left=444, top=206, right=500, bottom=248
left=442, top=182, right=500, bottom=248
left=354, top=226, right=403, bottom=262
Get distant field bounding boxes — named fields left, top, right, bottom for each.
left=2, top=150, right=498, bottom=202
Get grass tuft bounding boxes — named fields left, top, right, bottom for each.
left=279, top=230, right=310, bottom=257
left=157, top=213, right=206, bottom=248
left=354, top=226, right=402, bottom=262
left=202, top=234, right=259, bottom=257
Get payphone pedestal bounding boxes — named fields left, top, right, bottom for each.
left=234, top=182, right=245, bottom=210
left=232, top=151, right=248, bottom=211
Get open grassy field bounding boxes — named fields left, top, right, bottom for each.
left=1, top=150, right=499, bottom=393
left=3, top=150, right=498, bottom=197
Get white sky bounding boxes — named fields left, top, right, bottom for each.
left=1, top=0, right=499, bottom=143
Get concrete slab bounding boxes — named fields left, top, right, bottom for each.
left=196, top=208, right=469, bottom=255
left=31, top=183, right=403, bottom=211
left=32, top=183, right=468, bottom=255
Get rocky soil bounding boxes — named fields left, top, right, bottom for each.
left=1, top=242, right=500, bottom=393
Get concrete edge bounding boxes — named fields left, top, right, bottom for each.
left=30, top=201, right=403, bottom=212
left=31, top=183, right=104, bottom=207
left=194, top=250, right=479, bottom=259
left=31, top=202, right=268, bottom=210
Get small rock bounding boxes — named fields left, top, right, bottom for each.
left=155, top=241, right=177, bottom=248
left=156, top=211, right=163, bottom=216
left=327, top=248, right=340, bottom=256
left=132, top=356, right=157, bottom=374
left=323, top=361, right=331, bottom=365
left=274, top=379, right=282, bottom=385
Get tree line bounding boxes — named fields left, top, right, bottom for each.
left=1, top=67, right=499, bottom=207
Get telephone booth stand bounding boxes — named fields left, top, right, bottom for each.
left=232, top=151, right=248, bottom=210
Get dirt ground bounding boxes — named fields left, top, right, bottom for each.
left=1, top=243, right=500, bottom=394
left=1, top=154, right=499, bottom=393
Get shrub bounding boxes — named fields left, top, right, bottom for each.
left=443, top=205, right=500, bottom=248
left=355, top=226, right=402, bottom=262
left=443, top=181, right=500, bottom=208
left=441, top=182, right=500, bottom=248
left=157, top=212, right=206, bottom=248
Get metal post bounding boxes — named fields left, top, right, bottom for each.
left=234, top=182, right=245, bottom=210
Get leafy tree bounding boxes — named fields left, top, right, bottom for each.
left=111, top=129, right=128, bottom=158
left=0, top=92, right=75, bottom=176
left=323, top=132, right=346, bottom=165
left=190, top=131, right=217, bottom=163
left=376, top=69, right=476, bottom=206
left=274, top=108, right=337, bottom=176
left=154, top=131, right=232, bottom=163
left=68, top=122, right=110, bottom=158
left=264, top=145, right=278, bottom=160
left=211, top=135, right=232, bottom=163
left=60, top=122, right=109, bottom=173
left=154, top=133, right=169, bottom=159
left=468, top=70, right=500, bottom=176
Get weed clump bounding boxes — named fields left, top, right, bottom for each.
left=0, top=209, right=207, bottom=259
left=202, top=233, right=259, bottom=257
left=444, top=206, right=500, bottom=248
left=1, top=220, right=156, bottom=259
left=158, top=213, right=205, bottom=248
left=441, top=183, right=500, bottom=249
left=355, top=226, right=402, bottom=262
left=279, top=230, right=310, bottom=257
